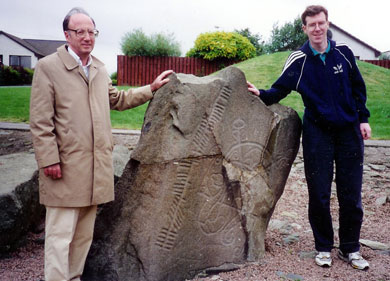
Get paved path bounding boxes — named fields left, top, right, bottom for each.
left=1, top=122, right=389, bottom=147
left=0, top=122, right=140, bottom=135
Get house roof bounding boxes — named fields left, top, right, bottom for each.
left=0, top=30, right=66, bottom=58
left=329, top=23, right=381, bottom=57
left=24, top=39, right=67, bottom=56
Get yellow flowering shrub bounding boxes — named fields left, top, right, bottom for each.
left=186, top=31, right=256, bottom=61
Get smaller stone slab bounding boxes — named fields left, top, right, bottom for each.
left=0, top=152, right=42, bottom=253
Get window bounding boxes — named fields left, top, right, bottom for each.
left=9, top=55, right=31, bottom=68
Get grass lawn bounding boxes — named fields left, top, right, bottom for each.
left=0, top=86, right=147, bottom=130
left=1, top=52, right=389, bottom=138
left=110, top=86, right=149, bottom=129
left=0, top=87, right=31, bottom=123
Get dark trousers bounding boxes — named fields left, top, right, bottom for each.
left=302, top=117, right=364, bottom=253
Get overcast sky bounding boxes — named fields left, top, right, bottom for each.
left=2, top=0, right=389, bottom=74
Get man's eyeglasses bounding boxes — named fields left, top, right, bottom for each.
left=305, top=22, right=328, bottom=31
left=67, top=29, right=99, bottom=38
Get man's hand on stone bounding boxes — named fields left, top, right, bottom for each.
left=360, top=123, right=372, bottom=140
left=44, top=163, right=62, bottom=180
left=151, top=70, right=174, bottom=92
left=247, top=81, right=260, bottom=96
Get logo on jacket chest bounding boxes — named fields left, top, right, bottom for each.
left=333, top=64, right=343, bottom=74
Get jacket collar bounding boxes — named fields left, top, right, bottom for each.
left=57, top=44, right=105, bottom=82
left=301, top=39, right=336, bottom=56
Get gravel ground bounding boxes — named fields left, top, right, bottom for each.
left=191, top=171, right=390, bottom=281
left=0, top=130, right=389, bottom=281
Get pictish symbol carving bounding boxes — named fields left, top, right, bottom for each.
left=155, top=159, right=192, bottom=250
left=155, top=85, right=233, bottom=251
left=226, top=118, right=265, bottom=170
left=192, top=86, right=232, bottom=155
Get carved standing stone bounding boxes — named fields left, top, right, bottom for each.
left=84, top=66, right=301, bottom=281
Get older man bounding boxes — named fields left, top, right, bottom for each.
left=248, top=5, right=371, bottom=270
left=30, top=7, right=172, bottom=280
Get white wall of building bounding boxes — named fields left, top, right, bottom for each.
left=329, top=27, right=378, bottom=60
left=0, top=34, right=38, bottom=67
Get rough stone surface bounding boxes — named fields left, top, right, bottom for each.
left=84, top=67, right=301, bottom=281
left=0, top=152, right=43, bottom=254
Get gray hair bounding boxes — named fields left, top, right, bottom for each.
left=63, top=7, right=95, bottom=31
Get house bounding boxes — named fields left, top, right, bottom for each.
left=328, top=23, right=381, bottom=60
left=0, top=30, right=66, bottom=68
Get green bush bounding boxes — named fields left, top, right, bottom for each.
left=121, top=28, right=181, bottom=57
left=0, top=65, right=34, bottom=86
left=110, top=72, right=117, bottom=86
left=186, top=31, right=256, bottom=61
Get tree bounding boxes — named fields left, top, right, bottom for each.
left=379, top=53, right=390, bottom=60
left=234, top=28, right=265, bottom=56
left=265, top=16, right=307, bottom=53
left=186, top=31, right=256, bottom=61
left=121, top=28, right=181, bottom=57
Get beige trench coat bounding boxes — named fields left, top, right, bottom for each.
left=30, top=45, right=153, bottom=207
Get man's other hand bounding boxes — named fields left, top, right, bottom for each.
left=44, top=163, right=62, bottom=180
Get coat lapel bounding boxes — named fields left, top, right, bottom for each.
left=78, top=66, right=89, bottom=84
left=58, top=45, right=89, bottom=84
left=89, top=64, right=98, bottom=84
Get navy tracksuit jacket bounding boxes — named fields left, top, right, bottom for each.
left=260, top=40, right=370, bottom=253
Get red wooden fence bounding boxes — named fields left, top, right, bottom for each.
left=117, top=56, right=236, bottom=86
left=363, top=60, right=390, bottom=69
